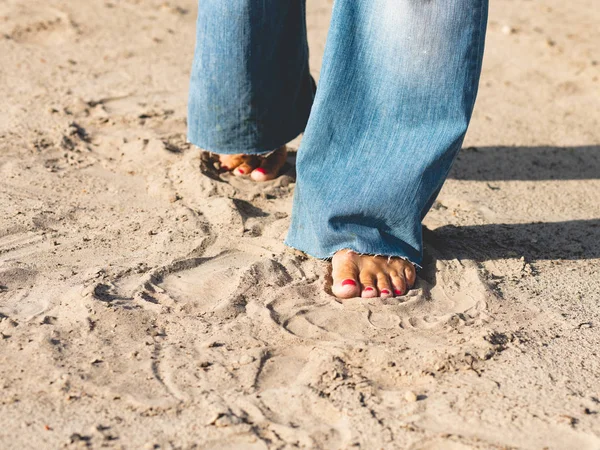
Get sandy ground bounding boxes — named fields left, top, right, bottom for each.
left=1, top=0, right=599, bottom=449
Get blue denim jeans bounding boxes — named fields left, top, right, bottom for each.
left=188, top=0, right=488, bottom=266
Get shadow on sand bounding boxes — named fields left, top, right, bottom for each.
left=424, top=144, right=600, bottom=263
left=449, top=145, right=600, bottom=181
left=424, top=220, right=600, bottom=262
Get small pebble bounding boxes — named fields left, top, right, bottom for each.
left=405, top=391, right=418, bottom=402
left=501, top=25, right=514, bottom=35
left=169, top=193, right=182, bottom=203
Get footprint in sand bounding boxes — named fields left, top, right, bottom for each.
left=126, top=251, right=293, bottom=320
left=125, top=241, right=493, bottom=342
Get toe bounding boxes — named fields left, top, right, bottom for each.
left=234, top=156, right=259, bottom=176
left=331, top=251, right=361, bottom=299
left=390, top=270, right=407, bottom=297
left=359, top=272, right=378, bottom=298
left=332, top=276, right=361, bottom=299
left=251, top=146, right=287, bottom=181
left=219, top=154, right=245, bottom=172
left=376, top=272, right=393, bottom=298
left=404, top=262, right=417, bottom=288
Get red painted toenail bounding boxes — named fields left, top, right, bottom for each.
left=394, top=289, right=403, bottom=295
left=342, top=279, right=356, bottom=287
left=380, top=289, right=390, bottom=295
left=221, top=166, right=229, bottom=171
left=237, top=168, right=245, bottom=174
left=254, top=168, right=266, bottom=174
left=364, top=287, right=373, bottom=291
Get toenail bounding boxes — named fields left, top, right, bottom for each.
left=237, top=168, right=245, bottom=174
left=254, top=168, right=266, bottom=174
left=364, top=286, right=373, bottom=291
left=221, top=166, right=229, bottom=171
left=342, top=279, right=357, bottom=287
left=394, top=289, right=403, bottom=295
left=380, top=289, right=390, bottom=295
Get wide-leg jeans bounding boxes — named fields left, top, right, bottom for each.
left=188, top=0, right=488, bottom=266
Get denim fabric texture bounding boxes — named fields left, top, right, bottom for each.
left=188, top=0, right=488, bottom=266
left=187, top=0, right=316, bottom=154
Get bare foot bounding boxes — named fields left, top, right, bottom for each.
left=218, top=146, right=288, bottom=182
left=331, top=249, right=417, bottom=300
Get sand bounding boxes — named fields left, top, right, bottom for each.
left=1, top=0, right=599, bottom=448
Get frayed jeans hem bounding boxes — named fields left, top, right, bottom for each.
left=283, top=240, right=422, bottom=270
left=186, top=125, right=305, bottom=156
